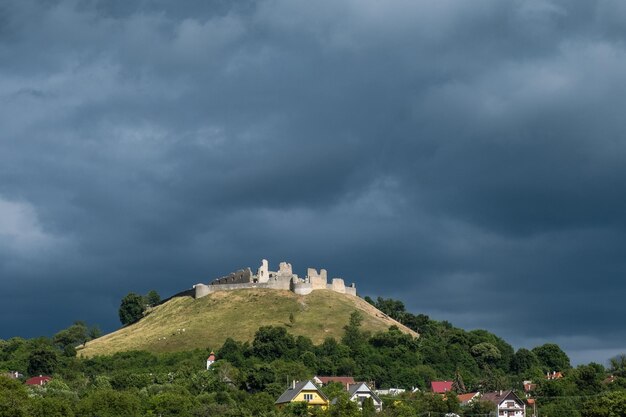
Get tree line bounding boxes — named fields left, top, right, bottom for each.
left=1, top=297, right=626, bottom=416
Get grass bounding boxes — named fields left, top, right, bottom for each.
left=79, top=289, right=418, bottom=357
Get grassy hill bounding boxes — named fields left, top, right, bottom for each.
left=79, top=289, right=418, bottom=357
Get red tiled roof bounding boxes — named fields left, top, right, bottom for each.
left=25, top=376, right=52, bottom=386
left=207, top=351, right=216, bottom=361
left=431, top=381, right=453, bottom=393
left=315, top=376, right=356, bottom=386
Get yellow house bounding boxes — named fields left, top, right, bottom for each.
left=275, top=380, right=330, bottom=409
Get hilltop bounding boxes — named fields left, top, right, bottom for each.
left=79, top=288, right=417, bottom=357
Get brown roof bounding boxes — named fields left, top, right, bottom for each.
left=458, top=392, right=480, bottom=405
left=480, top=390, right=523, bottom=407
left=315, top=376, right=355, bottom=386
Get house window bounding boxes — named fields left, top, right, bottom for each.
left=506, top=402, right=515, bottom=408
left=304, top=394, right=313, bottom=401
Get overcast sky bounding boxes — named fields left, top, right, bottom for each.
left=2, top=0, right=626, bottom=365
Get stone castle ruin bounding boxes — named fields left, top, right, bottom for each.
left=193, top=259, right=357, bottom=299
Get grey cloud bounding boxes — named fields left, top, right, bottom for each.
left=1, top=0, right=626, bottom=365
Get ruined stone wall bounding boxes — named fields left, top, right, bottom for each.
left=292, top=282, right=313, bottom=295
left=328, top=278, right=346, bottom=293
left=194, top=283, right=212, bottom=298
left=345, top=284, right=357, bottom=296
left=257, top=259, right=269, bottom=283
left=265, top=276, right=292, bottom=291
left=211, top=268, right=253, bottom=285
left=307, top=268, right=328, bottom=289
left=193, top=260, right=356, bottom=299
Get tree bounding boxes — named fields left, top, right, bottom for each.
left=532, top=343, right=571, bottom=372
left=53, top=322, right=88, bottom=351
left=118, top=293, right=145, bottom=325
left=0, top=376, right=29, bottom=417
left=470, top=342, right=501, bottom=367
left=27, top=347, right=58, bottom=375
left=511, top=348, right=539, bottom=374
left=582, top=391, right=626, bottom=417
left=609, top=353, right=626, bottom=377
left=144, top=290, right=161, bottom=307
left=252, top=326, right=296, bottom=360
left=88, top=325, right=102, bottom=340
left=76, top=389, right=141, bottom=417
left=362, top=396, right=376, bottom=417
left=342, top=311, right=367, bottom=350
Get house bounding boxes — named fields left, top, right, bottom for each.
left=346, top=382, right=383, bottom=412
left=206, top=351, right=216, bottom=370
left=458, top=392, right=480, bottom=406
left=313, top=376, right=355, bottom=389
left=603, top=375, right=617, bottom=384
left=375, top=388, right=406, bottom=396
left=522, top=381, right=536, bottom=394
left=481, top=390, right=526, bottom=417
left=275, top=380, right=329, bottom=409
left=545, top=371, right=563, bottom=380
left=431, top=380, right=454, bottom=393
left=25, top=375, right=52, bottom=386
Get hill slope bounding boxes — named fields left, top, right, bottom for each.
left=80, top=289, right=418, bottom=357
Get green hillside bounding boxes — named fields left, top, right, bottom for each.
left=79, top=289, right=417, bottom=357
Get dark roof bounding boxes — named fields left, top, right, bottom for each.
left=275, top=380, right=328, bottom=404
left=347, top=382, right=382, bottom=404
left=480, top=390, right=523, bottom=407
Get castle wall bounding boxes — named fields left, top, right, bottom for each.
left=329, top=278, right=346, bottom=293
left=258, top=259, right=269, bottom=283
left=307, top=268, right=328, bottom=289
left=194, top=283, right=212, bottom=298
left=212, top=268, right=252, bottom=285
left=265, top=276, right=292, bottom=290
left=292, top=282, right=313, bottom=295
left=193, top=260, right=356, bottom=299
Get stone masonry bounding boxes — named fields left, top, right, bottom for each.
left=193, top=259, right=357, bottom=299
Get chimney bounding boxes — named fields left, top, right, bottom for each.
left=292, top=380, right=296, bottom=389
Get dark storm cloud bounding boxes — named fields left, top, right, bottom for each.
left=2, top=0, right=626, bottom=364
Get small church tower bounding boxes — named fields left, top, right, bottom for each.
left=206, top=351, right=216, bottom=370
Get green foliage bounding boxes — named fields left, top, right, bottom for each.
left=27, top=346, right=59, bottom=375
left=145, top=290, right=161, bottom=307
left=1, top=295, right=623, bottom=417
left=29, top=396, right=75, bottom=417
left=609, top=354, right=626, bottom=377
left=470, top=342, right=502, bottom=366
left=252, top=326, right=297, bottom=361
left=582, top=390, right=626, bottom=417
left=511, top=348, right=539, bottom=374
left=0, top=376, right=29, bottom=417
left=118, top=293, right=145, bottom=326
left=532, top=343, right=571, bottom=372
left=76, top=389, right=141, bottom=417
